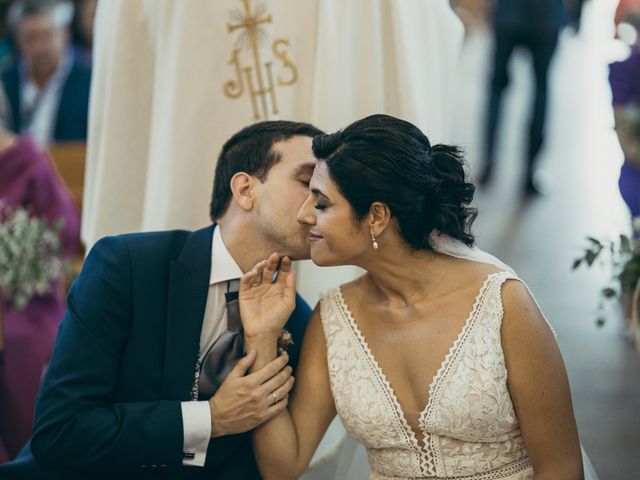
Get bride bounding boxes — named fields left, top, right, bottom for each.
left=238, top=114, right=594, bottom=479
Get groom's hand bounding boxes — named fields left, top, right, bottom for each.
left=209, top=350, right=294, bottom=437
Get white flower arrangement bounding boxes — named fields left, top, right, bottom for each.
left=0, top=202, right=67, bottom=310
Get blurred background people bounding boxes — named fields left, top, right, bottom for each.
left=481, top=0, right=567, bottom=194
left=0, top=1, right=16, bottom=70
left=566, top=0, right=587, bottom=31
left=70, top=0, right=96, bottom=66
left=610, top=12, right=640, bottom=229
left=0, top=123, right=80, bottom=463
left=1, top=0, right=91, bottom=147
left=616, top=0, right=640, bottom=24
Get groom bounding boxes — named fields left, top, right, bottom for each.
left=0, top=120, right=323, bottom=479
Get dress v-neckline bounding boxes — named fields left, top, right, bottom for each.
left=334, top=271, right=502, bottom=455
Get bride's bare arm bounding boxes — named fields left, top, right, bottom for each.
left=240, top=254, right=337, bottom=479
left=246, top=307, right=336, bottom=479
left=501, top=280, right=584, bottom=480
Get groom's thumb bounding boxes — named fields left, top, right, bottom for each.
left=230, top=350, right=256, bottom=377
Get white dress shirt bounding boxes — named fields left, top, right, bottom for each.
left=181, top=226, right=243, bottom=467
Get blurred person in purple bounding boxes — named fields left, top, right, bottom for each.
left=481, top=0, right=566, bottom=195
left=0, top=124, right=80, bottom=463
left=0, top=0, right=91, bottom=147
left=610, top=13, right=640, bottom=228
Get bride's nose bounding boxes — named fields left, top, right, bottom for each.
left=297, top=194, right=316, bottom=225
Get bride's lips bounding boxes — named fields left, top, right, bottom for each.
left=308, top=231, right=323, bottom=241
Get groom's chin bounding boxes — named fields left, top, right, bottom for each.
left=285, top=246, right=312, bottom=261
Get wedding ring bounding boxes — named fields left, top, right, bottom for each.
left=271, top=393, right=278, bottom=404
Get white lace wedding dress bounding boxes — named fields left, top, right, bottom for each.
left=319, top=260, right=600, bottom=479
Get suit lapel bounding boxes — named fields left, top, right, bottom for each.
left=162, top=225, right=214, bottom=399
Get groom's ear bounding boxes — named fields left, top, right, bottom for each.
left=368, top=202, right=390, bottom=236
left=229, top=172, right=255, bottom=211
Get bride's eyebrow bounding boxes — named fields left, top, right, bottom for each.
left=311, top=187, right=329, bottom=200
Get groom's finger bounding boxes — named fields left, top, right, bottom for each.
left=228, top=350, right=256, bottom=377
left=267, top=375, right=295, bottom=407
left=263, top=394, right=289, bottom=420
left=247, top=353, right=289, bottom=385
left=258, top=364, right=292, bottom=399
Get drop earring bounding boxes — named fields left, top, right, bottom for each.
left=370, top=229, right=379, bottom=250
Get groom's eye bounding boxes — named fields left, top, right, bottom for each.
left=299, top=179, right=310, bottom=187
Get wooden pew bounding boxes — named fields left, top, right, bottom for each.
left=46, top=142, right=86, bottom=214
left=46, top=142, right=87, bottom=279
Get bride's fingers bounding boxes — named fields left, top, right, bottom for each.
left=240, top=268, right=256, bottom=289
left=240, top=255, right=294, bottom=290
left=254, top=260, right=268, bottom=286
left=284, top=270, right=296, bottom=299
left=241, top=260, right=267, bottom=288
left=263, top=252, right=280, bottom=285
left=280, top=256, right=292, bottom=273
left=276, top=256, right=292, bottom=285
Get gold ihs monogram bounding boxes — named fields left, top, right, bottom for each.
left=223, top=0, right=298, bottom=120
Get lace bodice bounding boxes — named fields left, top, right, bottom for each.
left=320, top=271, right=534, bottom=479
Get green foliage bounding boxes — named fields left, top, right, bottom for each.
left=573, top=224, right=640, bottom=327
left=0, top=203, right=68, bottom=310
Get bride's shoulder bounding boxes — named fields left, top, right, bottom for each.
left=447, top=258, right=511, bottom=285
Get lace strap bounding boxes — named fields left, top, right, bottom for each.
left=319, top=288, right=340, bottom=331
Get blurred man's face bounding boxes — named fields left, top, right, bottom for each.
left=16, top=14, right=68, bottom=83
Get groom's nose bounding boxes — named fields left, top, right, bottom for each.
left=296, top=195, right=316, bottom=225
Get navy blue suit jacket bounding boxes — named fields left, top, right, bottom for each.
left=0, top=226, right=311, bottom=479
left=494, top=0, right=566, bottom=30
left=1, top=57, right=91, bottom=141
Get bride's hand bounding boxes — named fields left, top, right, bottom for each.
left=239, top=252, right=296, bottom=338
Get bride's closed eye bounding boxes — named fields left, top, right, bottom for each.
left=314, top=202, right=327, bottom=210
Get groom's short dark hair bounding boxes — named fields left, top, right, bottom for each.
left=210, top=121, right=324, bottom=221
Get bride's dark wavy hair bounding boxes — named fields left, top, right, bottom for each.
left=312, top=114, right=477, bottom=250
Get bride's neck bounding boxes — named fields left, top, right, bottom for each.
left=358, top=245, right=447, bottom=308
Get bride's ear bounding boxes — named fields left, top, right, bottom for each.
left=368, top=202, right=390, bottom=236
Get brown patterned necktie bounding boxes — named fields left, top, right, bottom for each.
left=197, top=280, right=244, bottom=399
